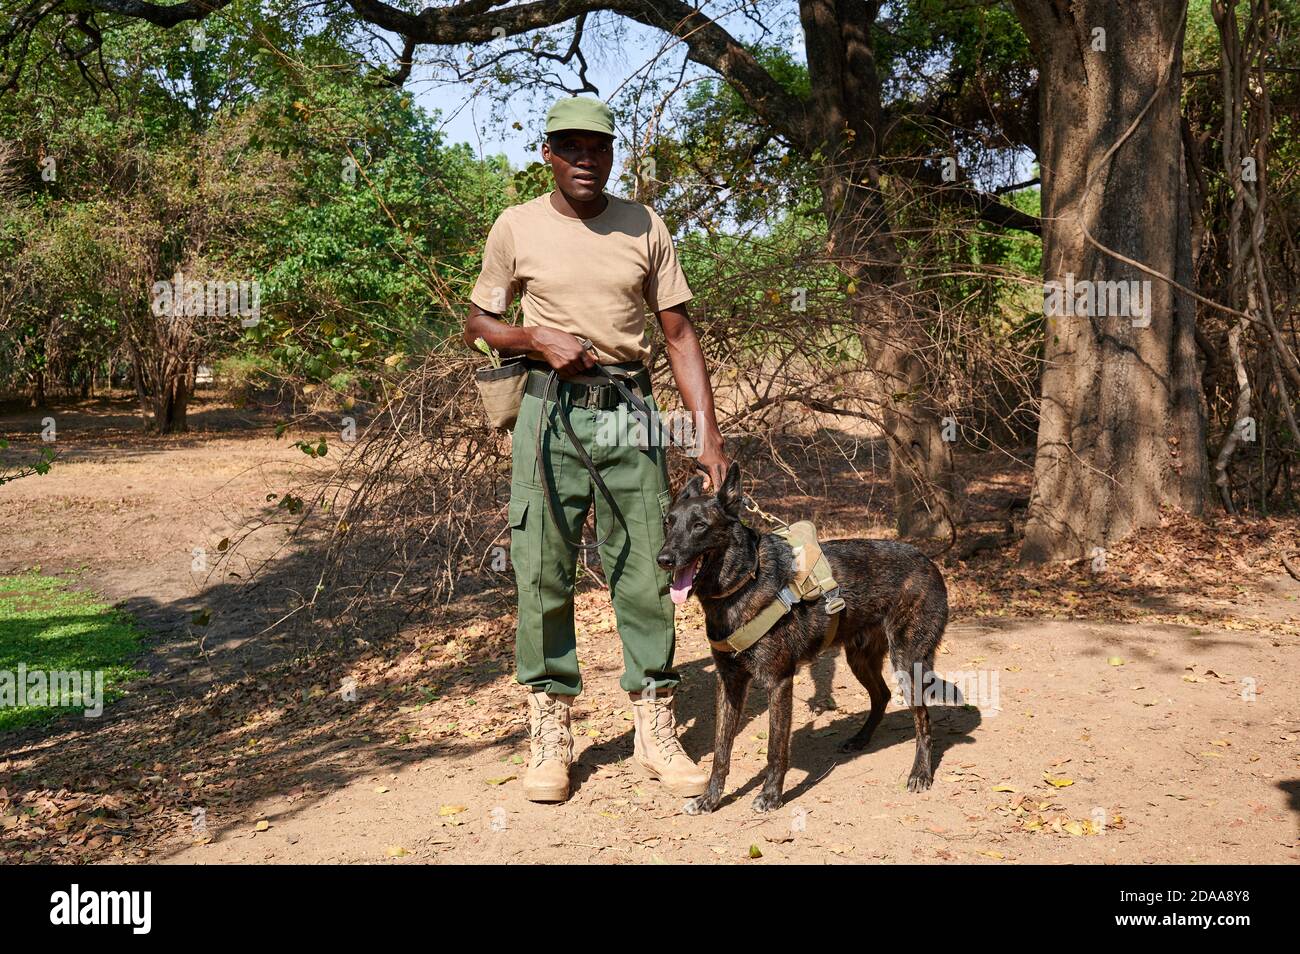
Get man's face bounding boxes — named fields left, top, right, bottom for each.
left=542, top=130, right=613, bottom=202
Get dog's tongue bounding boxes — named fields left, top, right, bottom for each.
left=670, top=558, right=698, bottom=605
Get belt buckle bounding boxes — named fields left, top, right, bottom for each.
left=822, top=586, right=845, bottom=615
left=582, top=384, right=612, bottom=411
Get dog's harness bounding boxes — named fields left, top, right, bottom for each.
left=708, top=520, right=846, bottom=655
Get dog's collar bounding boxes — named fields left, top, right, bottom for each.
left=710, top=533, right=760, bottom=599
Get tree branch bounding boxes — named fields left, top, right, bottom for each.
left=9, top=0, right=811, bottom=147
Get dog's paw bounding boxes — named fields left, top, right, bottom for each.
left=906, top=768, right=934, bottom=792
left=751, top=791, right=782, bottom=813
left=837, top=735, right=870, bottom=754
left=683, top=795, right=716, bottom=816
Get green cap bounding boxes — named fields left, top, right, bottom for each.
left=545, top=97, right=615, bottom=137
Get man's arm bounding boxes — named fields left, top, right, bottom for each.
left=463, top=304, right=596, bottom=377
left=658, top=303, right=729, bottom=491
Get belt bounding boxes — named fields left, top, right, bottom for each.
left=523, top=362, right=652, bottom=410
left=528, top=343, right=657, bottom=552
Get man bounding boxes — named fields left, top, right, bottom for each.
left=464, top=96, right=729, bottom=803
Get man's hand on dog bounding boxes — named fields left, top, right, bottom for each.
left=695, top=439, right=729, bottom=494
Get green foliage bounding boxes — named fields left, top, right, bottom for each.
left=239, top=55, right=512, bottom=385
left=0, top=440, right=56, bottom=486
left=292, top=438, right=330, bottom=458
left=511, top=161, right=554, bottom=203
left=0, top=6, right=515, bottom=403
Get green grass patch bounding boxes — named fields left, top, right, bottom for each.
left=0, top=572, right=146, bottom=733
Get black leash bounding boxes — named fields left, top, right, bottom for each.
left=532, top=341, right=656, bottom=552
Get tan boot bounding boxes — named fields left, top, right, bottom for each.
left=630, top=690, right=708, bottom=797
left=523, top=691, right=573, bottom=803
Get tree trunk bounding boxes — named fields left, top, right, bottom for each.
left=152, top=370, right=191, bottom=434
left=803, top=0, right=962, bottom=540
left=821, top=162, right=963, bottom=539
left=1013, top=0, right=1206, bottom=562
left=132, top=352, right=150, bottom=422
left=871, top=322, right=962, bottom=539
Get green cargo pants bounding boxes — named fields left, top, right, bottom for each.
left=507, top=377, right=677, bottom=697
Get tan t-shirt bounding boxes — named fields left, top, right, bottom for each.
left=470, top=191, right=693, bottom=364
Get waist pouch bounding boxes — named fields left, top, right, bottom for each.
left=474, top=358, right=529, bottom=430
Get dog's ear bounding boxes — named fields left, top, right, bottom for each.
left=675, top=474, right=706, bottom=504
left=716, top=461, right=743, bottom=516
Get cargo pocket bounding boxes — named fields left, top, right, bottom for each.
left=509, top=495, right=530, bottom=530
left=509, top=393, right=549, bottom=490
left=507, top=495, right=536, bottom=591
left=652, top=489, right=673, bottom=591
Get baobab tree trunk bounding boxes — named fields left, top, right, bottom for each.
left=1013, top=0, right=1206, bottom=562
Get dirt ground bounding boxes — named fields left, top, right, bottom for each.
left=1, top=394, right=1298, bottom=864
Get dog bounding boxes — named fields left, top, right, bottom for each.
left=656, top=461, right=950, bottom=814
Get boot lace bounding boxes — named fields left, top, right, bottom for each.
left=645, top=699, right=687, bottom=762
left=531, top=699, right=569, bottom=763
